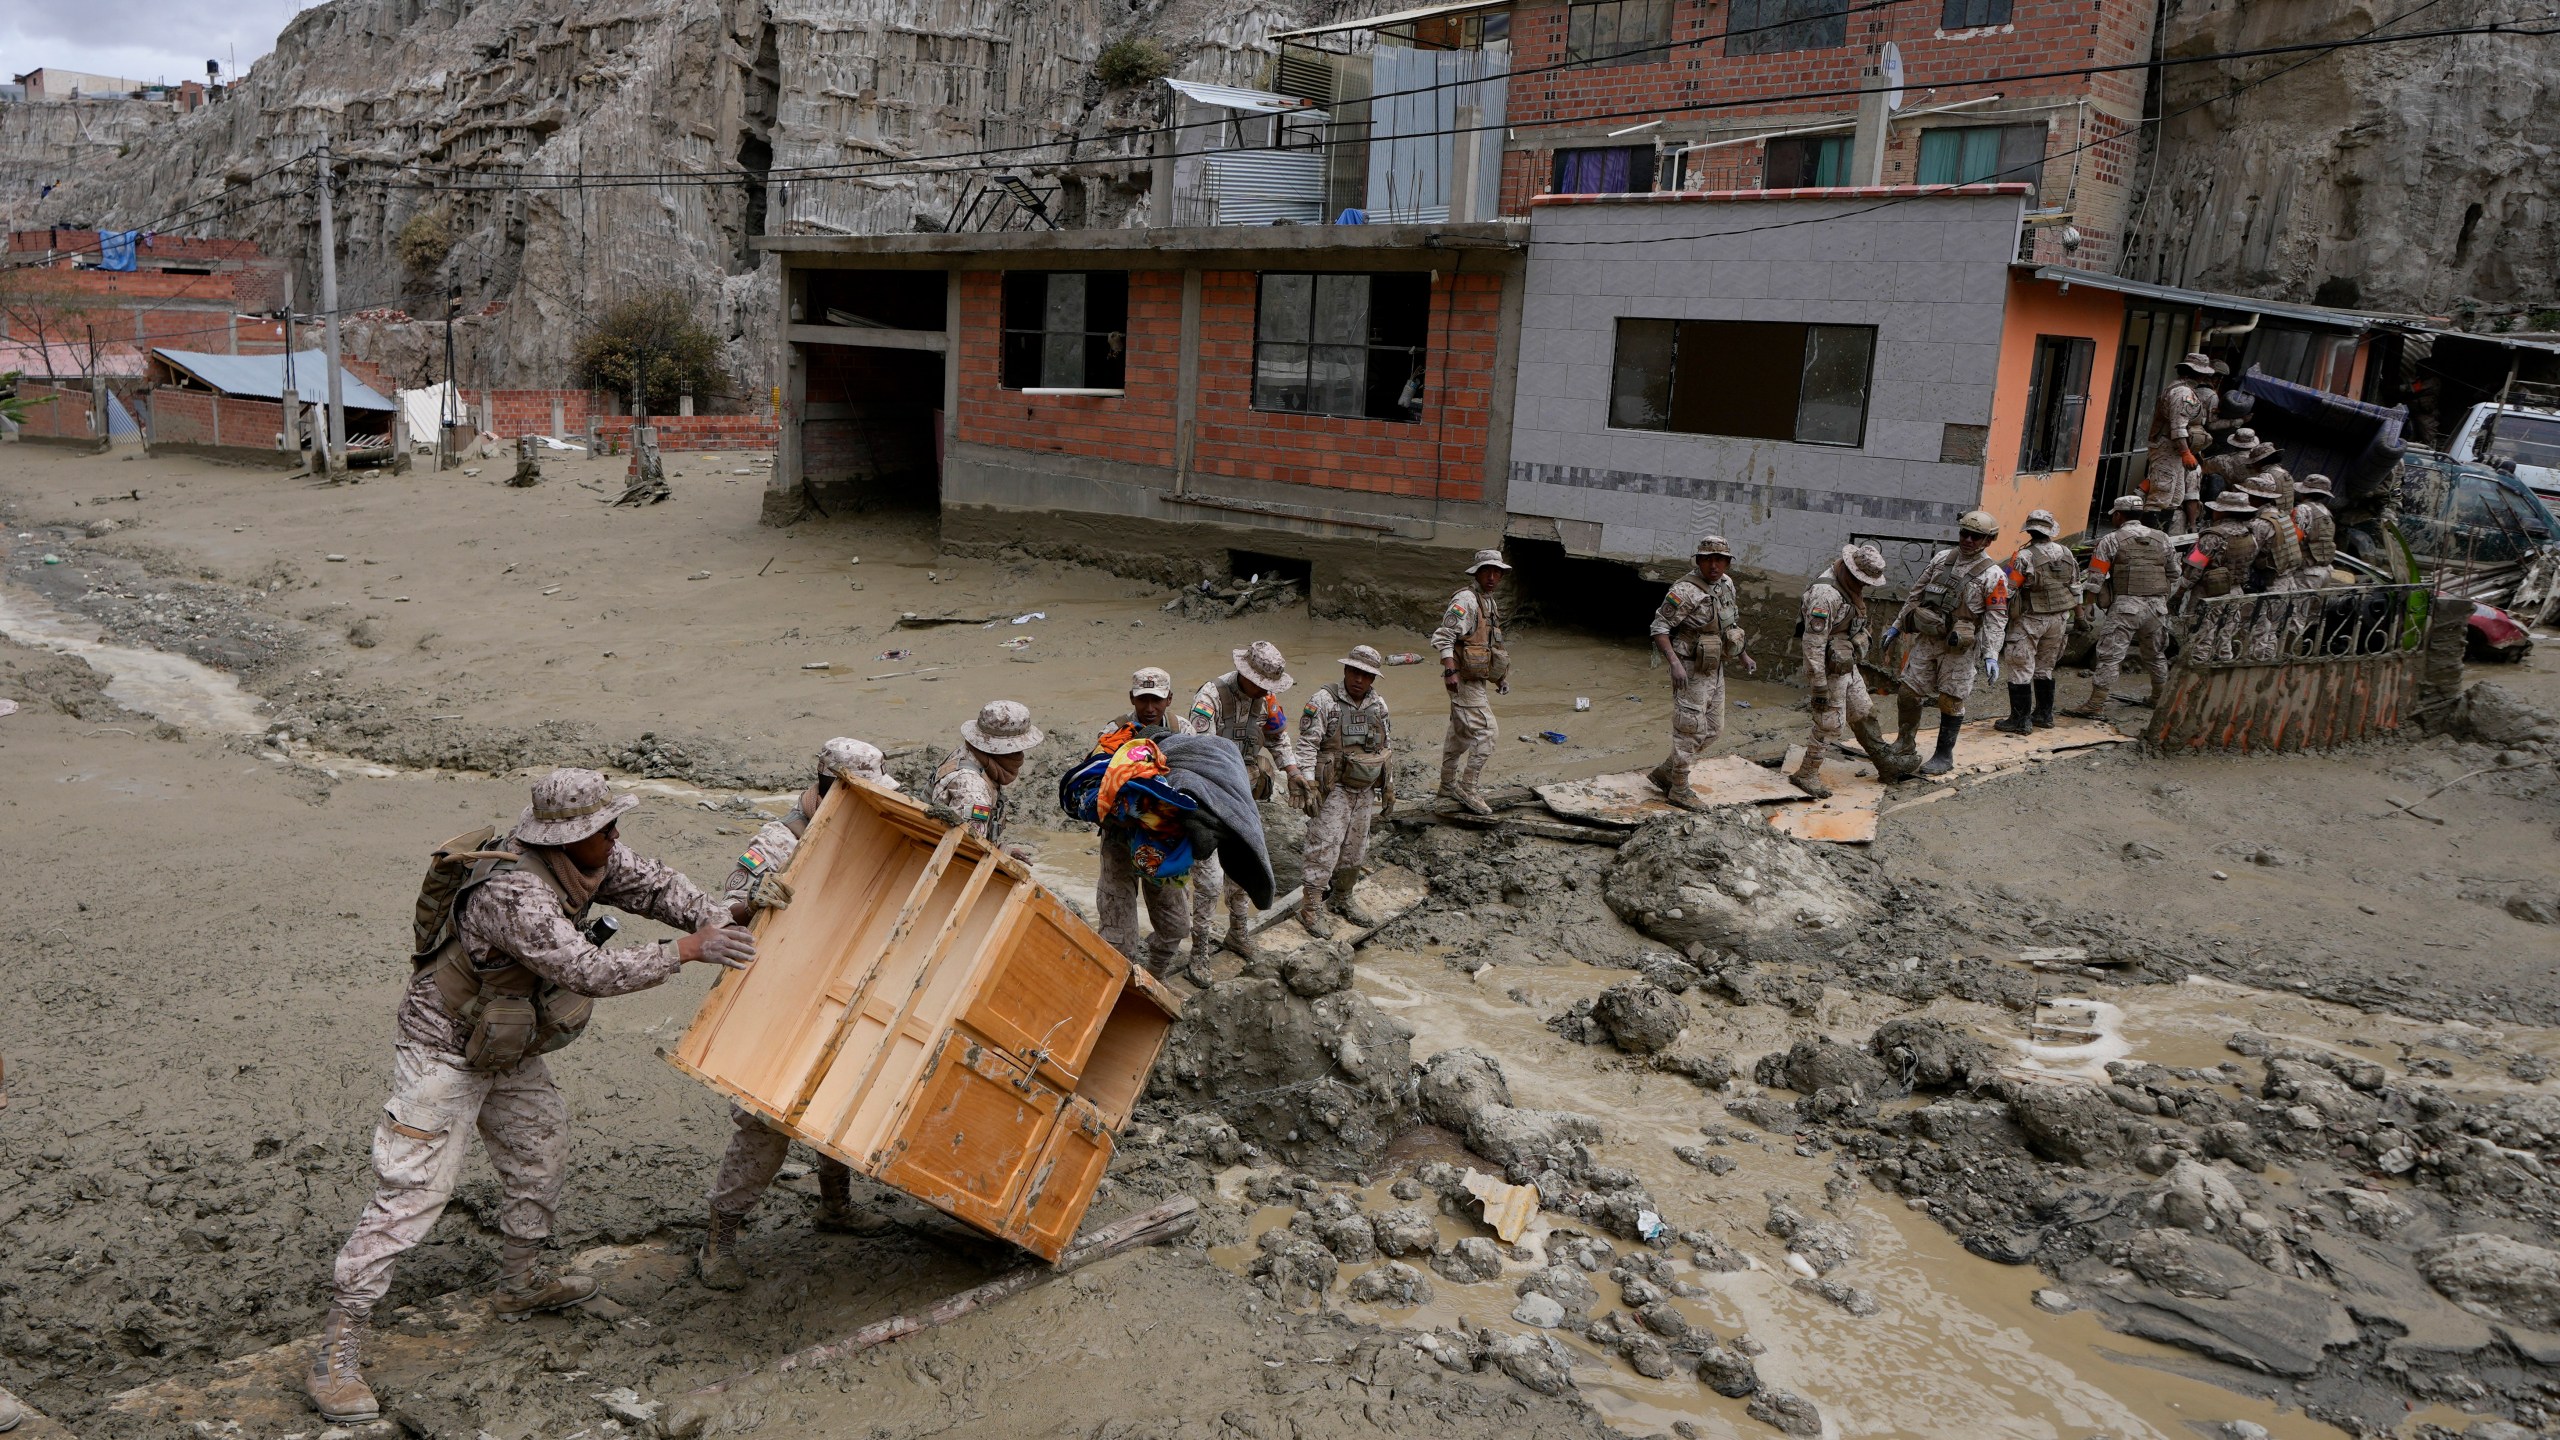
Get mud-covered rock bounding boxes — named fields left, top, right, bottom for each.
left=1517, top=1262, right=1599, bottom=1319
left=1653, top=1048, right=1736, bottom=1089
left=2009, top=1083, right=2162, bottom=1170
left=1696, top=1344, right=1762, bottom=1397
left=1370, top=1206, right=1438, bottom=1258
left=1152, top=977, right=1413, bottom=1171
left=1592, top=980, right=1686, bottom=1054
left=2419, top=1233, right=2560, bottom=1330
left=2262, top=1057, right=2380, bottom=1126
left=2450, top=681, right=2560, bottom=747
left=1870, top=1017, right=2004, bottom=1091
left=1281, top=943, right=1355, bottom=997
left=1250, top=1229, right=1339, bottom=1307
left=1346, top=1261, right=1432, bottom=1307
left=1317, top=1214, right=1379, bottom=1263
left=1748, top=1388, right=1824, bottom=1436
left=1634, top=950, right=1705, bottom=993
left=1792, top=1276, right=1879, bottom=1315
left=1756, top=1036, right=1890, bottom=1097
left=1413, top=1047, right=1513, bottom=1132
left=1604, top=809, right=1881, bottom=959
left=1465, top=1105, right=1604, bottom=1174
left=1430, top=1237, right=1506, bottom=1285
left=1486, top=1333, right=1574, bottom=1394
left=1637, top=1298, right=1692, bottom=1340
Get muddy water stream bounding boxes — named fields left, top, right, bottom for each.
left=0, top=573, right=271, bottom=734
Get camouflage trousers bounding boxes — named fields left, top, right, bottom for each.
left=1898, top=634, right=1982, bottom=709
left=1660, top=667, right=1727, bottom=772
left=1193, top=854, right=1255, bottom=938
left=1438, top=681, right=1497, bottom=795
left=1303, top=785, right=1379, bottom=891
left=709, top=1104, right=849, bottom=1217
left=1096, top=826, right=1192, bottom=972
left=2090, top=596, right=2171, bottom=695
left=1805, top=666, right=1874, bottom=750
left=1999, top=611, right=2069, bottom=681
left=2248, top=571, right=2324, bottom=661
left=330, top=1043, right=567, bottom=1318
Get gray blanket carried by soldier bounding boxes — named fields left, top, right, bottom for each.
left=1155, top=732, right=1275, bottom=908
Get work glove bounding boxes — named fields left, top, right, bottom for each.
left=1881, top=625, right=1900, bottom=646
left=747, top=872, right=794, bottom=914
left=1287, top=772, right=1313, bottom=815
left=1984, top=652, right=2002, bottom=684
left=690, top=923, right=758, bottom=970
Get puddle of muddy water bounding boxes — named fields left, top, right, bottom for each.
left=1203, top=947, right=2372, bottom=1440
left=0, top=576, right=269, bottom=734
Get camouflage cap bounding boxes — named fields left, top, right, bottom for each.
left=1693, top=534, right=1733, bottom=559
left=961, top=700, right=1043, bottom=755
left=1128, top=666, right=1174, bottom=699
left=818, top=737, right=895, bottom=790
left=2109, top=492, right=2153, bottom=514
left=1840, top=543, right=1888, bottom=586
left=514, top=767, right=638, bottom=846
left=1232, top=639, right=1294, bottom=694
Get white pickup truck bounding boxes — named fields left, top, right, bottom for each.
left=2449, top=401, right=2560, bottom=506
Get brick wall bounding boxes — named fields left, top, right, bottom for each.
left=145, top=386, right=288, bottom=454
left=952, top=270, right=1181, bottom=469
left=8, top=230, right=264, bottom=263
left=480, top=388, right=602, bottom=436
left=1498, top=0, right=2157, bottom=271
left=11, top=381, right=96, bottom=442
left=803, top=344, right=941, bottom=492
left=1190, top=269, right=1502, bottom=503
left=600, top=414, right=777, bottom=453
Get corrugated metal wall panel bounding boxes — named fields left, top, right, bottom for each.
left=1198, top=150, right=1329, bottom=225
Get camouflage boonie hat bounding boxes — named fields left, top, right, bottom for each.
left=818, top=737, right=895, bottom=789
left=962, top=700, right=1043, bottom=755
left=1340, top=644, right=1386, bottom=676
left=2109, top=492, right=2153, bottom=513
left=2023, top=509, right=2059, bottom=537
left=2207, top=492, right=2259, bottom=514
left=1231, top=640, right=1294, bottom=694
left=2296, top=473, right=2334, bottom=498
left=1840, top=543, right=1888, bottom=587
left=1464, top=547, right=1513, bottom=573
left=514, top=767, right=637, bottom=846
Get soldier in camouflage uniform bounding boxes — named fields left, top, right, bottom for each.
left=2242, top=474, right=2308, bottom=661
left=931, top=700, right=1044, bottom=852
left=2288, top=474, right=2341, bottom=652
left=1646, top=535, right=1756, bottom=810
left=1183, top=642, right=1302, bottom=961
left=2067, top=493, right=2178, bottom=714
left=1094, top=668, right=1192, bottom=976
left=308, top=770, right=755, bottom=1424
left=1296, top=645, right=1395, bottom=938
left=2178, top=491, right=2262, bottom=663
left=1994, top=509, right=2076, bottom=733
left=2144, top=352, right=2217, bottom=531
left=1885, top=510, right=2011, bottom=776
left=2200, top=427, right=2277, bottom=505
left=696, top=740, right=899, bottom=1290
left=1791, top=543, right=1912, bottom=799
left=1431, top=550, right=1511, bottom=816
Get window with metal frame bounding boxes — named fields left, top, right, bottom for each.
left=1915, top=123, right=2046, bottom=190
left=1552, top=144, right=1658, bottom=194
left=1762, top=134, right=1851, bottom=188
left=1566, top=0, right=1674, bottom=64
left=999, top=272, right=1128, bottom=390
left=2018, top=334, right=2096, bottom=472
left=1726, top=0, right=1850, bottom=56
left=1252, top=272, right=1432, bottom=422
left=1940, top=0, right=2013, bottom=28
left=1608, top=317, right=1877, bottom=446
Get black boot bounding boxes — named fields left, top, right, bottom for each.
left=1991, top=683, right=2033, bottom=735
left=1919, top=713, right=1964, bottom=776
left=2031, top=678, right=2056, bottom=729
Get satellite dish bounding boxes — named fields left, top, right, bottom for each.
left=1881, top=43, right=1905, bottom=112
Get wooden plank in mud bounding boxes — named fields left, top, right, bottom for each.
left=1535, top=755, right=1803, bottom=827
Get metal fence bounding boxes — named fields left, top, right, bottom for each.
left=2174, top=582, right=2431, bottom=669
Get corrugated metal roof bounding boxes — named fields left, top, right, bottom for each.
left=1165, top=78, right=1326, bottom=117
left=1269, top=0, right=1508, bottom=41
left=152, top=348, right=394, bottom=410
left=2023, top=266, right=2390, bottom=333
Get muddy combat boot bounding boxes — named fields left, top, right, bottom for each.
left=1787, top=749, right=1832, bottom=800
left=1919, top=713, right=1965, bottom=777
left=1648, top=759, right=1708, bottom=812
left=697, top=1209, right=749, bottom=1290
left=2063, top=684, right=2110, bottom=719
left=1892, top=693, right=1926, bottom=765
left=1992, top=683, right=2034, bottom=735
left=1849, top=716, right=1914, bottom=784
left=2031, top=678, right=2057, bottom=729
left=1299, top=890, right=1335, bottom=938
left=1221, top=922, right=1260, bottom=963
left=813, top=1161, right=878, bottom=1235
left=493, top=1240, right=599, bottom=1317
left=303, top=1309, right=380, bottom=1423
left=1331, top=869, right=1379, bottom=927
left=1456, top=787, right=1495, bottom=818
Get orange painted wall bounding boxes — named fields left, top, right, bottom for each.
left=1979, top=273, right=2126, bottom=543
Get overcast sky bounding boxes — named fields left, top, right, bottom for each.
left=4, top=0, right=301, bottom=90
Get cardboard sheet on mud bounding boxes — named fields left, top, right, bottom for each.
left=1251, top=863, right=1428, bottom=959
left=1535, top=756, right=1804, bottom=827
left=1767, top=719, right=2130, bottom=844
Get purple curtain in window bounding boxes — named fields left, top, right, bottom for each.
left=1558, top=146, right=1637, bottom=195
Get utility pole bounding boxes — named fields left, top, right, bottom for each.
left=316, top=134, right=347, bottom=477
left=279, top=270, right=301, bottom=458
left=441, top=284, right=458, bottom=472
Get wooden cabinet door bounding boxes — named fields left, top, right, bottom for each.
left=875, top=1030, right=1060, bottom=1235
left=958, top=899, right=1124, bottom=1091
left=1005, top=1097, right=1115, bottom=1262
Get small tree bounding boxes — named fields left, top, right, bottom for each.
left=2, top=370, right=37, bottom=428
left=396, top=207, right=453, bottom=275
left=1095, top=37, right=1172, bottom=91
left=573, top=290, right=728, bottom=415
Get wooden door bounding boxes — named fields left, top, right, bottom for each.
left=1007, top=1097, right=1115, bottom=1262
left=957, top=896, right=1124, bottom=1092
left=874, top=1030, right=1060, bottom=1235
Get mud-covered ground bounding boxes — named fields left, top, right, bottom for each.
left=3, top=444, right=2559, bottom=1439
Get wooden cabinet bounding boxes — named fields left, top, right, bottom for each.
left=669, top=779, right=1180, bottom=1260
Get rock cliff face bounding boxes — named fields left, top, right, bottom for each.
left=2125, top=0, right=2560, bottom=314
left=24, top=0, right=1335, bottom=389
left=0, top=101, right=178, bottom=232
